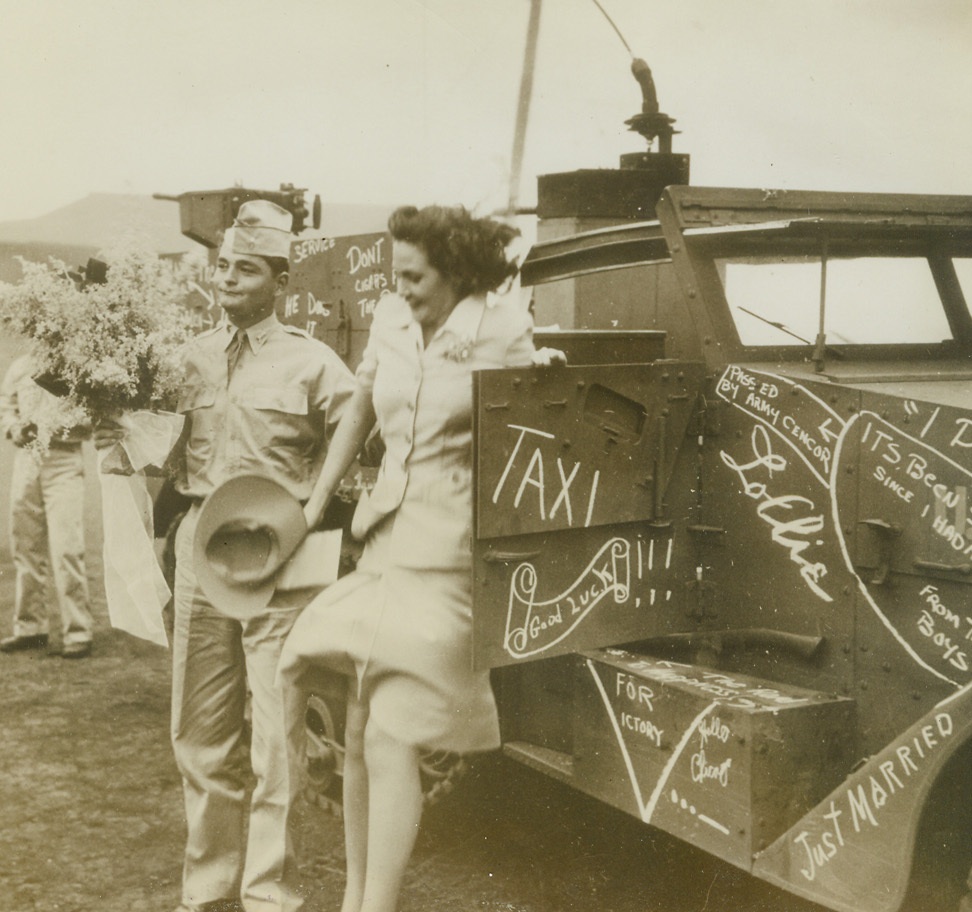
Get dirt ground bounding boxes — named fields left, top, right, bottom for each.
left=0, top=593, right=820, bottom=912
left=0, top=331, right=823, bottom=912
left=0, top=562, right=821, bottom=912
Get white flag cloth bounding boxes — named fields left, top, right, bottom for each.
left=97, top=410, right=184, bottom=647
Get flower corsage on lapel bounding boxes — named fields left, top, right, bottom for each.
left=439, top=295, right=490, bottom=363
left=443, top=333, right=475, bottom=363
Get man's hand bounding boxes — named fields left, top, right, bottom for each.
left=9, top=422, right=37, bottom=448
left=93, top=419, right=126, bottom=450
left=93, top=418, right=135, bottom=474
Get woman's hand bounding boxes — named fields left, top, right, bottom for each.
left=303, top=496, right=331, bottom=532
left=531, top=346, right=567, bottom=367
left=304, top=385, right=377, bottom=531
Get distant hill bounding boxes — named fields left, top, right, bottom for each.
left=0, top=193, right=393, bottom=284
left=0, top=193, right=190, bottom=255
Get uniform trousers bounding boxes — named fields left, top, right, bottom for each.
left=172, top=505, right=306, bottom=912
left=9, top=443, right=92, bottom=645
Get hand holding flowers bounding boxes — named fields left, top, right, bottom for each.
left=0, top=244, right=197, bottom=646
left=0, top=244, right=194, bottom=452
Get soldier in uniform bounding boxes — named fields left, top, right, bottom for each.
left=0, top=353, right=94, bottom=657
left=153, top=200, right=355, bottom=912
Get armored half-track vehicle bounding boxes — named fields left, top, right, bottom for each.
left=473, top=181, right=972, bottom=912
left=162, top=59, right=972, bottom=912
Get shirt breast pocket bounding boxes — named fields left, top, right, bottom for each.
left=243, top=386, right=310, bottom=450
left=179, top=384, right=218, bottom=457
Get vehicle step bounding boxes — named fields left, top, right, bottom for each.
left=503, top=740, right=574, bottom=783
left=572, top=647, right=857, bottom=870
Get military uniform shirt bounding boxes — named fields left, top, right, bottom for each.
left=176, top=312, right=355, bottom=501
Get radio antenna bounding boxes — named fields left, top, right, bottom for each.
left=590, top=0, right=634, bottom=58
left=588, top=1, right=680, bottom=153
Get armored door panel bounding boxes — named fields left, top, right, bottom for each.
left=474, top=363, right=704, bottom=539
left=702, top=366, right=858, bottom=694
left=836, top=392, right=972, bottom=691
left=706, top=368, right=969, bottom=752
left=473, top=362, right=703, bottom=669
left=473, top=522, right=684, bottom=669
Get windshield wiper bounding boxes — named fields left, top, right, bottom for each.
left=737, top=305, right=845, bottom=359
left=737, top=306, right=812, bottom=344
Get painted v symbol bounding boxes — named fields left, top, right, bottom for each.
left=585, top=658, right=718, bottom=824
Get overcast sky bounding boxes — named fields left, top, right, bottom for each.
left=2, top=0, right=970, bottom=223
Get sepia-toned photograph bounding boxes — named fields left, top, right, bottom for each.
left=1, top=2, right=970, bottom=911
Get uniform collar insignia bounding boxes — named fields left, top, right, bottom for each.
left=223, top=312, right=278, bottom=353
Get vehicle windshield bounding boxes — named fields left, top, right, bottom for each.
left=718, top=255, right=965, bottom=347
left=954, top=257, right=972, bottom=317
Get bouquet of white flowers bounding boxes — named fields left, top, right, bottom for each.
left=0, top=245, right=194, bottom=449
left=0, top=245, right=197, bottom=646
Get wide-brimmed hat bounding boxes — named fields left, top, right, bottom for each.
left=220, top=199, right=294, bottom=260
left=193, top=475, right=307, bottom=619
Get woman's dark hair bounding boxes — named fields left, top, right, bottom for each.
left=388, top=205, right=520, bottom=298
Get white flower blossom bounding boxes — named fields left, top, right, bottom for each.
left=0, top=243, right=195, bottom=452
left=444, top=334, right=474, bottom=363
